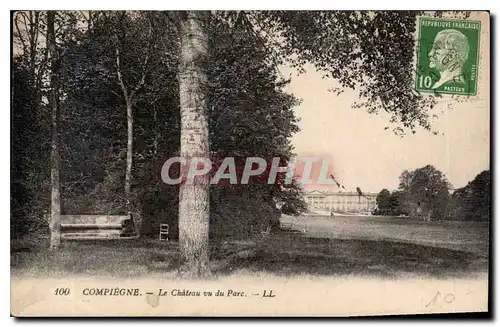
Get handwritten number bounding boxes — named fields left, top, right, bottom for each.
left=426, top=291, right=440, bottom=307
left=426, top=291, right=455, bottom=307
left=444, top=293, right=455, bottom=303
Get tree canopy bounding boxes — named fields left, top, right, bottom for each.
left=448, top=170, right=490, bottom=221
left=397, top=165, right=451, bottom=219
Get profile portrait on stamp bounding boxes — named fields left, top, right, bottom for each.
left=428, top=29, right=469, bottom=89
left=415, top=17, right=480, bottom=96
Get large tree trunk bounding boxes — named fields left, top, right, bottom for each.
left=178, top=11, right=211, bottom=278
left=47, top=11, right=61, bottom=249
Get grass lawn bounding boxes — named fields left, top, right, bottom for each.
left=11, top=215, right=489, bottom=279
left=281, top=215, right=490, bottom=254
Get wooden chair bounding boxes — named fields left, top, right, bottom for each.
left=159, top=223, right=169, bottom=241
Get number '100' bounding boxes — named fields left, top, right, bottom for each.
left=54, top=287, right=70, bottom=296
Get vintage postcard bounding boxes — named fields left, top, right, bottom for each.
left=11, top=10, right=490, bottom=317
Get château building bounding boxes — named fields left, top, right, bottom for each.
left=304, top=190, right=377, bottom=213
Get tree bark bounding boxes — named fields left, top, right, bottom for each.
left=178, top=11, right=211, bottom=278
left=125, top=101, right=133, bottom=211
left=47, top=11, right=61, bottom=249
left=115, top=48, right=135, bottom=215
left=114, top=14, right=152, bottom=228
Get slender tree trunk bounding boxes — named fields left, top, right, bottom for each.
left=178, top=11, right=211, bottom=278
left=125, top=101, right=133, bottom=211
left=47, top=11, right=61, bottom=249
left=115, top=44, right=134, bottom=215
left=114, top=16, right=151, bottom=232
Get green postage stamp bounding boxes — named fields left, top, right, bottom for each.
left=415, top=17, right=481, bottom=96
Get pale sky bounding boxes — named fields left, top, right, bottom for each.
left=280, top=63, right=489, bottom=194
left=279, top=11, right=490, bottom=195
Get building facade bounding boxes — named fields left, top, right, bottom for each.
left=304, top=190, right=377, bottom=213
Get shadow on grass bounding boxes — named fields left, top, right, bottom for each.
left=11, top=238, right=182, bottom=278
left=11, top=232, right=488, bottom=279
left=212, top=233, right=489, bottom=279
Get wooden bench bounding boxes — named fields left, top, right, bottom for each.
left=61, top=214, right=138, bottom=240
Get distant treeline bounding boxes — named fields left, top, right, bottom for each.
left=374, top=166, right=490, bottom=221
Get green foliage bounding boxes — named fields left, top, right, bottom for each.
left=206, top=14, right=306, bottom=236
left=376, top=167, right=489, bottom=221
left=12, top=11, right=306, bottom=240
left=373, top=189, right=406, bottom=216
left=447, top=170, right=490, bottom=221
left=256, top=11, right=439, bottom=134
left=277, top=180, right=308, bottom=216
left=56, top=11, right=181, bottom=234
left=11, top=58, right=51, bottom=236
left=397, top=165, right=451, bottom=219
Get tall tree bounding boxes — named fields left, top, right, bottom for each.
left=177, top=11, right=211, bottom=277
left=12, top=11, right=52, bottom=237
left=449, top=170, right=490, bottom=221
left=113, top=12, right=153, bottom=213
left=375, top=189, right=392, bottom=215
left=173, top=11, right=459, bottom=276
left=47, top=11, right=61, bottom=249
left=13, top=11, right=48, bottom=98
left=398, top=165, right=451, bottom=220
left=374, top=189, right=406, bottom=216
